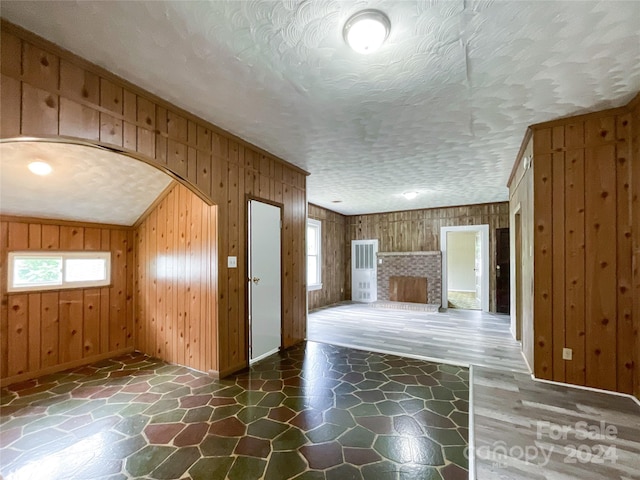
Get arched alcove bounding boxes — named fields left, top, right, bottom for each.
left=0, top=138, right=218, bottom=384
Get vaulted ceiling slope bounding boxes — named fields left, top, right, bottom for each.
left=0, top=142, right=173, bottom=226
left=1, top=1, right=639, bottom=215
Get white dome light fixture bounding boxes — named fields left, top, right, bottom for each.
left=343, top=10, right=391, bottom=54
left=402, top=191, right=418, bottom=200
left=28, top=161, right=52, bottom=176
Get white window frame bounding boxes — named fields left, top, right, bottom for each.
left=7, top=251, right=111, bottom=293
left=307, top=218, right=322, bottom=291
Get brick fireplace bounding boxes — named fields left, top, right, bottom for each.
left=376, top=252, right=442, bottom=308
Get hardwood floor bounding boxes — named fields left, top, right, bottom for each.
left=308, top=303, right=640, bottom=480
left=472, top=367, right=640, bottom=480
left=308, top=302, right=528, bottom=373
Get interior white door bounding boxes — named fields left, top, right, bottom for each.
left=474, top=231, right=482, bottom=302
left=351, top=240, right=378, bottom=302
left=249, top=200, right=281, bottom=363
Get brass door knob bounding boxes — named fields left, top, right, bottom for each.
left=252, top=277, right=260, bottom=284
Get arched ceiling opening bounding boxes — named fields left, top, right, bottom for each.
left=0, top=141, right=173, bottom=226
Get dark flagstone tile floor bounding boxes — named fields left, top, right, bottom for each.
left=0, top=341, right=469, bottom=480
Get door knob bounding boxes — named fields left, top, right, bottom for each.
left=252, top=277, right=260, bottom=284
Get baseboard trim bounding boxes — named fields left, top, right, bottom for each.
left=468, top=365, right=476, bottom=480
left=0, top=347, right=135, bottom=387
left=218, top=362, right=248, bottom=379
left=530, top=375, right=640, bottom=407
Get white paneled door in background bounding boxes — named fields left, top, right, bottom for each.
left=249, top=200, right=282, bottom=363
left=351, top=239, right=378, bottom=302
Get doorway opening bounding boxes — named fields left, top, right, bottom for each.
left=441, top=225, right=489, bottom=312
left=248, top=199, right=282, bottom=364
left=496, top=227, right=511, bottom=314
left=514, top=211, right=523, bottom=341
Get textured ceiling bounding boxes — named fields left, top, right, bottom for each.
left=0, top=141, right=173, bottom=226
left=1, top=1, right=639, bottom=215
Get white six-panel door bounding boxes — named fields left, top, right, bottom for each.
left=249, top=200, right=281, bottom=363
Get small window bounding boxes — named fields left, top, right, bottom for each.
left=307, top=219, right=322, bottom=291
left=8, top=251, right=111, bottom=292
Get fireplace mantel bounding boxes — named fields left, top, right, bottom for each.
left=377, top=251, right=440, bottom=257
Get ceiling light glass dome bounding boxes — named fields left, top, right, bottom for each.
left=343, top=10, right=391, bottom=54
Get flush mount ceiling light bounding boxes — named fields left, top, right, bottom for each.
left=28, top=161, right=52, bottom=176
left=402, top=191, right=418, bottom=200
left=343, top=9, right=391, bottom=54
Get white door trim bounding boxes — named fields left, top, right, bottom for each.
left=351, top=239, right=378, bottom=303
left=441, top=225, right=490, bottom=312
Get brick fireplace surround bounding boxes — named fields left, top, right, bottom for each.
left=376, top=252, right=442, bottom=308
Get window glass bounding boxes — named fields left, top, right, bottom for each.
left=307, top=219, right=322, bottom=289
left=65, top=258, right=107, bottom=283
left=8, top=252, right=111, bottom=292
left=13, top=256, right=62, bottom=287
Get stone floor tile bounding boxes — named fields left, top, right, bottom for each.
left=268, top=405, right=296, bottom=422
left=264, top=451, right=307, bottom=479
left=361, top=460, right=400, bottom=480
left=0, top=341, right=469, bottom=480
left=228, top=455, right=267, bottom=480
left=300, top=441, right=343, bottom=469
left=144, top=422, right=185, bottom=444
left=234, top=435, right=272, bottom=458
left=247, top=418, right=290, bottom=439
left=125, top=445, right=175, bottom=477
left=326, top=463, right=364, bottom=480
left=152, top=445, right=200, bottom=479
left=173, top=422, right=208, bottom=446
left=179, top=394, right=212, bottom=408
left=199, top=434, right=239, bottom=456
left=189, top=456, right=233, bottom=480
left=439, top=463, right=468, bottom=480
left=290, top=409, right=324, bottom=431
left=182, top=405, right=213, bottom=423
left=337, top=425, right=376, bottom=448
left=209, top=416, right=246, bottom=436
left=399, top=464, right=443, bottom=480
left=272, top=426, right=309, bottom=451
left=306, top=423, right=348, bottom=443
left=343, top=447, right=382, bottom=465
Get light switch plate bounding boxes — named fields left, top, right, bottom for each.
left=562, top=348, right=572, bottom=360
left=227, top=256, right=237, bottom=268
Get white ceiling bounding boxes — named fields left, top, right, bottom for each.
left=1, top=1, right=639, bottom=215
left=0, top=142, right=173, bottom=226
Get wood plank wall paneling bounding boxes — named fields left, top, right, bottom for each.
left=630, top=97, right=640, bottom=400
left=308, top=204, right=348, bottom=310
left=0, top=217, right=134, bottom=385
left=134, top=183, right=217, bottom=373
left=0, top=22, right=308, bottom=377
left=348, top=203, right=509, bottom=312
left=529, top=98, right=638, bottom=396
left=532, top=129, right=554, bottom=379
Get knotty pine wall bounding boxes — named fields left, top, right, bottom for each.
left=525, top=95, right=639, bottom=397
left=348, top=203, right=509, bottom=312
left=0, top=217, right=134, bottom=385
left=135, top=183, right=217, bottom=374
left=0, top=21, right=308, bottom=378
left=307, top=204, right=348, bottom=310
left=631, top=97, right=640, bottom=400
